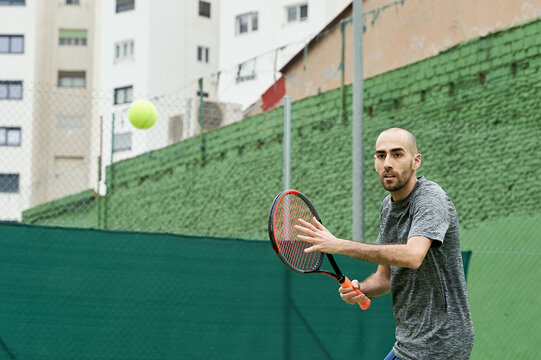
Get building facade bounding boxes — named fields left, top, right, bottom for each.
left=281, top=0, right=541, bottom=102
left=217, top=0, right=351, bottom=112
left=0, top=0, right=99, bottom=220
left=98, top=0, right=236, bottom=178
left=0, top=0, right=36, bottom=221
left=31, top=0, right=100, bottom=207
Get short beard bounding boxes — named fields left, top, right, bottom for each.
left=380, top=167, right=414, bottom=192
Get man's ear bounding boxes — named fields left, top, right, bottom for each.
left=413, top=153, right=422, bottom=170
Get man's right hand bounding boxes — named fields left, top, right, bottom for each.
left=339, top=279, right=368, bottom=304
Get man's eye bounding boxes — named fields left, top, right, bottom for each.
left=394, top=153, right=402, bottom=157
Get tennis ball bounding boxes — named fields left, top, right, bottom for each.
left=128, top=99, right=158, bottom=129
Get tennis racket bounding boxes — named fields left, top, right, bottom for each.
left=268, top=189, right=371, bottom=310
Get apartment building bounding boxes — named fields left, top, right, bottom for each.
left=0, top=0, right=99, bottom=220
left=31, top=0, right=99, bottom=207
left=0, top=0, right=35, bottom=221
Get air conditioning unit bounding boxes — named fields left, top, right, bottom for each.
left=197, top=101, right=242, bottom=131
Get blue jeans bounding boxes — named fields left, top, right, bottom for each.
left=384, top=350, right=402, bottom=360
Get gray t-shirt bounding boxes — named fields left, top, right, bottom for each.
left=377, top=177, right=474, bottom=359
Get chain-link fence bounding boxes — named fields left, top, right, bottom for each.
left=0, top=81, right=244, bottom=226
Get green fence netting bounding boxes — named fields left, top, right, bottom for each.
left=0, top=223, right=401, bottom=360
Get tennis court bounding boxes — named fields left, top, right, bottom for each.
left=2, top=2, right=541, bottom=359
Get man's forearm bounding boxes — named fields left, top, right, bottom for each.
left=295, top=218, right=431, bottom=268
left=338, top=237, right=431, bottom=269
left=358, top=266, right=390, bottom=299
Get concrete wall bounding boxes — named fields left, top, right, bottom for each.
left=282, top=0, right=541, bottom=102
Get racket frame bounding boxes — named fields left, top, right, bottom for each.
left=268, top=189, right=348, bottom=283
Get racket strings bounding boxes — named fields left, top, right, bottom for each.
left=274, top=194, right=322, bottom=271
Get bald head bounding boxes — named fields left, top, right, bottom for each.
left=376, top=127, right=418, bottom=154
left=374, top=127, right=421, bottom=199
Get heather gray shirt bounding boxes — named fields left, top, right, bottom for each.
left=377, top=177, right=474, bottom=360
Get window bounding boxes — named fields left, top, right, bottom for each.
left=0, top=81, right=23, bottom=99
left=0, top=174, right=19, bottom=193
left=286, top=4, right=308, bottom=22
left=199, top=1, right=210, bottom=17
left=113, top=132, right=131, bottom=152
left=116, top=0, right=134, bottom=12
left=236, top=12, right=258, bottom=34
left=66, top=0, right=80, bottom=4
left=0, top=35, right=24, bottom=53
left=114, top=39, right=134, bottom=61
left=236, top=58, right=256, bottom=82
left=0, top=127, right=21, bottom=146
left=0, top=0, right=25, bottom=5
left=59, top=29, right=87, bottom=46
left=114, top=86, right=133, bottom=105
left=197, top=46, right=209, bottom=63
left=58, top=71, right=85, bottom=88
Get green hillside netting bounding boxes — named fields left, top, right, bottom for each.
left=461, top=214, right=541, bottom=359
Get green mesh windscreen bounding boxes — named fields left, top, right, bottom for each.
left=0, top=223, right=398, bottom=359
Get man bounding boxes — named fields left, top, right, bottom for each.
left=295, top=127, right=474, bottom=359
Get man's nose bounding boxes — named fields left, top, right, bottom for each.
left=383, top=156, right=393, bottom=169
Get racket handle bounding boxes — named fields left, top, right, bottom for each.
left=341, top=276, right=371, bottom=310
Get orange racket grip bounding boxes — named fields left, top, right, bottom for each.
left=341, top=276, right=371, bottom=310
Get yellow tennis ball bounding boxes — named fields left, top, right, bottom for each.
left=128, top=100, right=158, bottom=129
